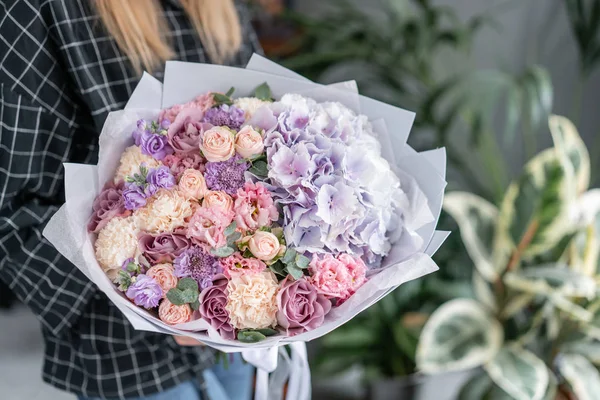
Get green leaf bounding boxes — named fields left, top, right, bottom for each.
left=211, top=246, right=235, bottom=258
left=167, top=288, right=186, bottom=305
left=254, top=82, right=272, bottom=101
left=282, top=248, right=297, bottom=264
left=269, top=261, right=287, bottom=278
left=190, top=299, right=200, bottom=311
left=443, top=192, right=500, bottom=281
left=458, top=372, right=494, bottom=400
left=227, top=232, right=241, bottom=247
left=116, top=270, right=132, bottom=291
left=496, top=149, right=576, bottom=260
left=254, top=328, right=278, bottom=337
left=484, top=345, right=549, bottom=400
left=225, top=87, right=235, bottom=97
left=549, top=115, right=590, bottom=193
left=472, top=272, right=497, bottom=313
left=416, top=299, right=503, bottom=374
left=249, top=160, right=268, bottom=178
left=287, top=264, right=304, bottom=280
left=213, top=93, right=233, bottom=106
left=237, top=330, right=267, bottom=343
left=549, top=294, right=593, bottom=323
left=224, top=221, right=237, bottom=237
left=562, top=339, right=600, bottom=365
left=557, top=354, right=600, bottom=400
left=180, top=289, right=199, bottom=304
left=178, top=278, right=199, bottom=292
left=295, top=254, right=310, bottom=269
left=503, top=266, right=596, bottom=298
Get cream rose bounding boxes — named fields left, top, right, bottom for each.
left=248, top=231, right=282, bottom=261
left=178, top=169, right=208, bottom=200
left=146, top=263, right=178, bottom=296
left=95, top=216, right=139, bottom=279
left=234, top=97, right=270, bottom=119
left=158, top=299, right=192, bottom=325
left=114, top=146, right=161, bottom=184
left=225, top=271, right=279, bottom=329
left=133, top=189, right=193, bottom=234
left=200, top=127, right=235, bottom=162
left=235, top=126, right=264, bottom=159
left=202, top=191, right=233, bottom=213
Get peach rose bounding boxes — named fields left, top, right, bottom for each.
left=200, top=126, right=235, bottom=162
left=158, top=299, right=192, bottom=325
left=178, top=169, right=208, bottom=200
left=248, top=231, right=282, bottom=261
left=203, top=191, right=233, bottom=213
left=235, top=126, right=264, bottom=159
left=146, top=263, right=178, bottom=296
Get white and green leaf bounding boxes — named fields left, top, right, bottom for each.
left=562, top=339, right=600, bottom=365
left=549, top=294, right=593, bottom=323
left=484, top=345, right=549, bottom=400
left=557, top=353, right=600, bottom=400
left=503, top=265, right=596, bottom=298
left=496, top=149, right=576, bottom=260
left=417, top=299, right=503, bottom=374
left=473, top=271, right=498, bottom=312
left=549, top=115, right=590, bottom=193
left=500, top=293, right=535, bottom=319
left=443, top=192, right=500, bottom=281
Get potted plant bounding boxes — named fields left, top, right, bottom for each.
left=416, top=116, right=600, bottom=399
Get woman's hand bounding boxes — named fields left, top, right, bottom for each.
left=174, top=336, right=205, bottom=346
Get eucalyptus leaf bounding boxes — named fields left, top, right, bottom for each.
left=180, top=289, right=198, bottom=304
left=211, top=246, right=235, bottom=258
left=227, top=232, right=242, bottom=247
left=238, top=330, right=267, bottom=343
left=287, top=264, right=304, bottom=280
left=254, top=82, right=273, bottom=101
left=224, top=221, right=237, bottom=237
left=557, top=353, right=600, bottom=400
left=549, top=115, right=590, bottom=193
left=254, top=328, right=278, bottom=337
left=484, top=345, right=549, bottom=400
left=178, top=278, right=199, bottom=292
left=443, top=192, right=500, bottom=281
left=167, top=289, right=186, bottom=306
left=496, top=149, right=576, bottom=261
left=416, top=299, right=503, bottom=373
left=282, top=248, right=297, bottom=264
left=190, top=299, right=200, bottom=311
left=295, top=254, right=310, bottom=269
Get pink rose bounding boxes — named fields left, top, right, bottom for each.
left=248, top=231, right=282, bottom=261
left=147, top=263, right=178, bottom=296
left=87, top=181, right=130, bottom=233
left=167, top=108, right=213, bottom=155
left=235, top=126, right=264, bottom=158
left=199, top=274, right=235, bottom=340
left=277, top=277, right=332, bottom=336
left=187, top=206, right=234, bottom=248
left=337, top=253, right=367, bottom=292
left=178, top=169, right=208, bottom=200
left=203, top=191, right=233, bottom=213
left=163, top=153, right=205, bottom=178
left=158, top=299, right=192, bottom=325
left=308, top=254, right=354, bottom=300
left=233, top=182, right=278, bottom=232
left=159, top=92, right=215, bottom=123
left=200, top=126, right=235, bottom=162
left=220, top=252, right=266, bottom=278
left=138, top=231, right=191, bottom=264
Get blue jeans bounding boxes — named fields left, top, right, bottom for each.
left=78, top=354, right=254, bottom=400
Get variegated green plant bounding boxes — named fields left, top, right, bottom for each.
left=416, top=115, right=600, bottom=399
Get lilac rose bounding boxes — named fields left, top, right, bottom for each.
left=276, top=278, right=332, bottom=336
left=199, top=274, right=235, bottom=340
left=87, top=182, right=129, bottom=233
left=140, top=132, right=173, bottom=160
left=125, top=274, right=163, bottom=309
left=147, top=166, right=176, bottom=189
left=167, top=108, right=213, bottom=154
left=139, top=231, right=191, bottom=265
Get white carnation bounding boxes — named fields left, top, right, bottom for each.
left=95, top=216, right=139, bottom=279
left=114, top=145, right=161, bottom=184
left=234, top=97, right=271, bottom=119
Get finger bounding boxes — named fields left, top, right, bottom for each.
left=174, top=336, right=204, bottom=346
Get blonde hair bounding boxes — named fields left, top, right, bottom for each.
left=95, top=0, right=243, bottom=74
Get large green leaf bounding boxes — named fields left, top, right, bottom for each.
left=417, top=299, right=503, bottom=373
left=443, top=192, right=500, bottom=281
left=557, top=353, right=600, bottom=400
left=496, top=149, right=576, bottom=262
left=549, top=115, right=590, bottom=193
left=484, top=346, right=549, bottom=400
left=503, top=265, right=596, bottom=298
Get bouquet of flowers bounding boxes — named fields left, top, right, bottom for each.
left=43, top=55, right=447, bottom=397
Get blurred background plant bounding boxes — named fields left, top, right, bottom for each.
left=417, top=115, right=600, bottom=400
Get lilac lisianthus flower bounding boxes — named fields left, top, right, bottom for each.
left=202, top=104, right=245, bottom=130
left=125, top=274, right=163, bottom=309
left=140, top=132, right=173, bottom=160
left=147, top=166, right=176, bottom=189
left=123, top=184, right=148, bottom=210
left=174, top=246, right=222, bottom=290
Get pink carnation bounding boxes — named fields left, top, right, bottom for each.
left=220, top=252, right=266, bottom=278
left=163, top=153, right=205, bottom=179
left=187, top=206, right=234, bottom=248
left=308, top=253, right=366, bottom=301
left=159, top=93, right=215, bottom=123
left=233, top=182, right=279, bottom=232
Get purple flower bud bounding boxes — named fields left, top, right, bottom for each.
left=160, top=119, right=171, bottom=130
left=126, top=274, right=163, bottom=309
left=140, top=132, right=174, bottom=161
left=147, top=166, right=176, bottom=189
left=123, top=184, right=147, bottom=210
